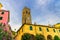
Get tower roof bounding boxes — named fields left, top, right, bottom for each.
left=23, top=7, right=30, bottom=10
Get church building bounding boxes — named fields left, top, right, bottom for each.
left=15, top=7, right=60, bottom=40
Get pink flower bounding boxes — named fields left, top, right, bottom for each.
left=3, top=27, right=8, bottom=31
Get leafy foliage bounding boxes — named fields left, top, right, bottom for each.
left=0, top=28, right=13, bottom=40
left=21, top=33, right=45, bottom=40
left=54, top=35, right=60, bottom=40
left=35, top=34, right=45, bottom=40
left=21, top=33, right=31, bottom=40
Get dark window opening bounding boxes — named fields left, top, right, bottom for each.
left=39, top=27, right=42, bottom=31
left=29, top=12, right=30, bottom=14
left=53, top=29, right=55, bottom=32
left=46, top=28, right=49, bottom=32
left=1, top=12, right=4, bottom=14
left=26, top=11, right=28, bottom=14
left=0, top=17, right=3, bottom=20
left=30, top=26, right=33, bottom=30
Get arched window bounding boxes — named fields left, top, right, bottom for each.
left=47, top=35, right=52, bottom=40
left=26, top=11, right=28, bottom=14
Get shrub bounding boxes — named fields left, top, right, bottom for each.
left=35, top=34, right=45, bottom=40
left=54, top=35, right=59, bottom=40
left=21, top=33, right=31, bottom=40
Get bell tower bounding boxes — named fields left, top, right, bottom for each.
left=22, top=7, right=32, bottom=25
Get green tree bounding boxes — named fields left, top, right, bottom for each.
left=21, top=33, right=31, bottom=40
left=0, top=28, right=13, bottom=40
left=54, top=35, right=59, bottom=40
left=35, top=34, right=45, bottom=40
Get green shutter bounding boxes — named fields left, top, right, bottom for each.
left=30, top=26, right=33, bottom=30
left=53, top=29, right=55, bottom=32
left=39, top=27, right=42, bottom=31
left=46, top=28, right=49, bottom=32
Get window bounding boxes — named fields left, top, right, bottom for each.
left=39, top=27, right=42, bottom=31
left=30, top=26, right=33, bottom=30
left=26, top=11, right=28, bottom=14
left=1, top=12, right=4, bottom=14
left=46, top=28, right=49, bottom=32
left=0, top=17, right=3, bottom=20
left=53, top=29, right=55, bottom=32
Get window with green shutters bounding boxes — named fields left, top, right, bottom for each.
left=39, top=27, right=42, bottom=31
left=46, top=28, right=49, bottom=32
left=0, top=17, right=2, bottom=20
left=30, top=26, right=33, bottom=30
left=53, top=29, right=55, bottom=32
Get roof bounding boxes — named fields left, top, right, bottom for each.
left=23, top=7, right=30, bottom=10
left=0, top=10, right=9, bottom=12
left=17, top=23, right=59, bottom=33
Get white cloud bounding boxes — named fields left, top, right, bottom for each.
left=36, top=0, right=51, bottom=6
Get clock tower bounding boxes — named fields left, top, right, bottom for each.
left=22, top=7, right=32, bottom=25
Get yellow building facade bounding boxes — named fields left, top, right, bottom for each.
left=15, top=24, right=60, bottom=40
left=54, top=23, right=60, bottom=29
left=15, top=7, right=60, bottom=40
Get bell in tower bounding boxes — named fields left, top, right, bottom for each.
left=22, top=7, right=32, bottom=25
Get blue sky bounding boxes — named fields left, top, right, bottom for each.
left=0, top=0, right=60, bottom=31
